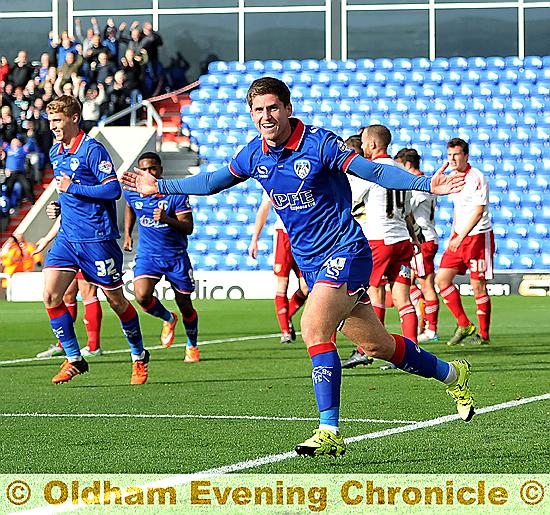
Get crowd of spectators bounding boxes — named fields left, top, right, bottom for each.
left=0, top=17, right=190, bottom=229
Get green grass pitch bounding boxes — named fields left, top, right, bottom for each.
left=0, top=296, right=548, bottom=474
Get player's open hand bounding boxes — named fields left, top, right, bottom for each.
left=120, top=167, right=159, bottom=196
left=33, top=237, right=49, bottom=255
left=429, top=162, right=465, bottom=195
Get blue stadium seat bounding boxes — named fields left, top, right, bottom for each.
left=496, top=255, right=513, bottom=270
left=297, top=71, right=315, bottom=86
left=411, top=57, right=431, bottom=71
left=302, top=59, right=321, bottom=71
left=523, top=55, right=544, bottom=69
left=356, top=58, right=375, bottom=71
left=283, top=59, right=302, bottom=71
left=264, top=59, right=283, bottom=73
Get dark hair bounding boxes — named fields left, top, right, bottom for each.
left=447, top=137, right=469, bottom=155
left=344, top=135, right=363, bottom=156
left=395, top=147, right=421, bottom=169
left=246, top=77, right=291, bottom=108
left=138, top=151, right=162, bottom=165
left=364, top=124, right=391, bottom=149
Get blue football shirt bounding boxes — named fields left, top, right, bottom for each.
left=229, top=119, right=365, bottom=272
left=123, top=190, right=192, bottom=256
left=50, top=130, right=120, bottom=242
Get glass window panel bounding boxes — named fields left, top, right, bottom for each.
left=0, top=0, right=50, bottom=10
left=436, top=9, right=517, bottom=57
left=525, top=8, right=550, bottom=56
left=159, top=13, right=238, bottom=82
left=245, top=12, right=325, bottom=60
left=245, top=0, right=325, bottom=6
left=0, top=18, right=52, bottom=62
left=347, top=10, right=428, bottom=59
left=73, top=0, right=151, bottom=8
left=160, top=0, right=238, bottom=7
left=347, top=0, right=428, bottom=5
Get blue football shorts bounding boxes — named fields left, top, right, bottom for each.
left=133, top=252, right=195, bottom=294
left=44, top=236, right=124, bottom=290
left=302, top=241, right=373, bottom=303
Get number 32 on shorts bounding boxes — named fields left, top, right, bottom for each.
left=95, top=258, right=117, bottom=277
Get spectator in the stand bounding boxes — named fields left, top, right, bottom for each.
left=140, top=22, right=163, bottom=74
left=57, top=51, right=83, bottom=84
left=8, top=51, right=34, bottom=88
left=0, top=56, right=10, bottom=85
left=78, top=82, right=106, bottom=132
left=10, top=86, right=31, bottom=124
left=0, top=106, right=18, bottom=143
left=34, top=53, right=53, bottom=87
left=83, top=34, right=108, bottom=77
left=54, top=73, right=80, bottom=98
left=105, top=70, right=131, bottom=124
left=28, top=97, right=53, bottom=170
left=74, top=17, right=100, bottom=57
left=40, top=79, right=55, bottom=104
left=50, top=31, right=79, bottom=67
left=102, top=22, right=123, bottom=65
left=89, top=52, right=116, bottom=86
left=120, top=48, right=147, bottom=106
left=4, top=134, right=36, bottom=207
left=120, top=22, right=143, bottom=54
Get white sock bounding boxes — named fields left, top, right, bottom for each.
left=443, top=363, right=458, bottom=385
left=131, top=351, right=146, bottom=362
left=319, top=424, right=339, bottom=435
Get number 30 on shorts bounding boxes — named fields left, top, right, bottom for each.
left=468, top=258, right=486, bottom=273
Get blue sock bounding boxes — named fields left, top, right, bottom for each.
left=47, top=305, right=81, bottom=359
left=309, top=343, right=341, bottom=427
left=119, top=304, right=144, bottom=357
left=143, top=297, right=172, bottom=322
left=391, top=334, right=451, bottom=382
left=182, top=310, right=198, bottom=347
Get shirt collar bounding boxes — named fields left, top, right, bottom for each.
left=261, top=118, right=305, bottom=154
left=57, top=129, right=85, bottom=155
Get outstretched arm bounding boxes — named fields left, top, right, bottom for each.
left=120, top=166, right=243, bottom=196
left=347, top=157, right=463, bottom=195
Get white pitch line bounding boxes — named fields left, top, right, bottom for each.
left=0, top=412, right=418, bottom=425
left=12, top=392, right=550, bottom=515
left=0, top=333, right=283, bottom=366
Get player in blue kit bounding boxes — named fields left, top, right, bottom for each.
left=123, top=152, right=200, bottom=362
left=43, top=95, right=149, bottom=385
left=121, top=77, right=475, bottom=457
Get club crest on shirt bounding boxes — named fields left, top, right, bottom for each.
left=69, top=157, right=80, bottom=171
left=98, top=160, right=113, bottom=173
left=134, top=201, right=143, bottom=210
left=158, top=200, right=168, bottom=210
left=294, top=159, right=311, bottom=179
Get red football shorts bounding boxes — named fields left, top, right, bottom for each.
left=273, top=229, right=302, bottom=278
left=411, top=240, right=438, bottom=278
left=439, top=230, right=495, bottom=280
left=368, top=239, right=414, bottom=287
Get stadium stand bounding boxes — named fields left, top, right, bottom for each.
left=180, top=56, right=550, bottom=272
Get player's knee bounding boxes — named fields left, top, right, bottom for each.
left=43, top=291, right=63, bottom=308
